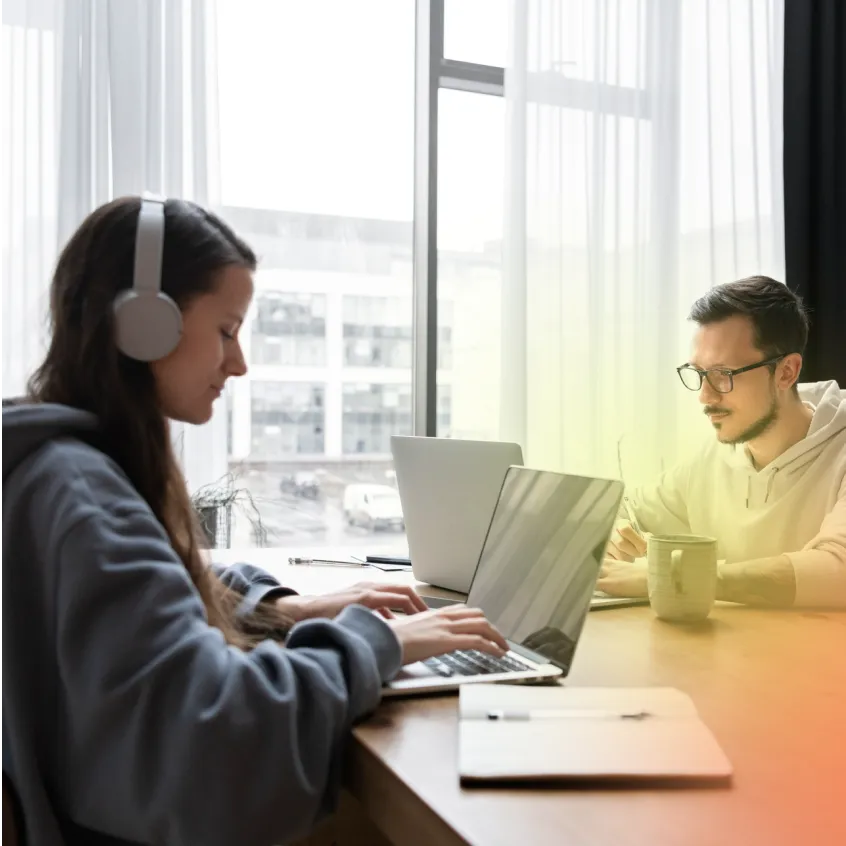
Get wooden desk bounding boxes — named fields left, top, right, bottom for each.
left=214, top=550, right=846, bottom=846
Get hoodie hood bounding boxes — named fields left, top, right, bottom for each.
left=719, top=380, right=846, bottom=506
left=799, top=380, right=846, bottom=438
left=2, top=402, right=99, bottom=482
left=723, top=381, right=846, bottom=468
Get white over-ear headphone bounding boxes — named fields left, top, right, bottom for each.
left=113, top=195, right=183, bottom=361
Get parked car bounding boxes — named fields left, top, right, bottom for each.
left=342, top=483, right=404, bottom=532
left=279, top=471, right=321, bottom=499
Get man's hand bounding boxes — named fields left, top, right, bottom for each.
left=276, top=582, right=428, bottom=622
left=717, top=555, right=796, bottom=607
left=596, top=558, right=648, bottom=597
left=605, top=521, right=648, bottom=562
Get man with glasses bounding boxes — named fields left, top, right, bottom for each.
left=598, top=276, right=846, bottom=608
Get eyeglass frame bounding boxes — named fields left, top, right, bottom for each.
left=676, top=354, right=789, bottom=394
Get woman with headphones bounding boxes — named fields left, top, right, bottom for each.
left=2, top=196, right=506, bottom=846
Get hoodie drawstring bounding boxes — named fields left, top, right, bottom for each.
left=747, top=468, right=779, bottom=508
left=765, top=469, right=777, bottom=503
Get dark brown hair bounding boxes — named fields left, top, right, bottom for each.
left=689, top=275, right=809, bottom=358
left=29, top=196, right=290, bottom=648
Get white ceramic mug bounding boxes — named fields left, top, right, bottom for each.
left=647, top=534, right=718, bottom=622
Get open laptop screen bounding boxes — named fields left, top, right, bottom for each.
left=466, top=467, right=623, bottom=673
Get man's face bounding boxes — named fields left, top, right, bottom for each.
left=689, top=315, right=781, bottom=445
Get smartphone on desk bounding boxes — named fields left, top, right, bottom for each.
left=352, top=555, right=413, bottom=572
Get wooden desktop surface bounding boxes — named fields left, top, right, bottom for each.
left=214, top=549, right=846, bottom=846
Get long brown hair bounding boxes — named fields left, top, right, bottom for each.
left=29, top=196, right=290, bottom=648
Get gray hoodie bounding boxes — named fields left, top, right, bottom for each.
left=2, top=403, right=402, bottom=846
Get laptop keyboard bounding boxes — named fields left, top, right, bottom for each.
left=422, top=649, right=533, bottom=678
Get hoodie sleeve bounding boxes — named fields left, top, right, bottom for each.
left=211, top=561, right=298, bottom=619
left=623, top=456, right=694, bottom=536
left=52, top=489, right=402, bottom=846
left=784, top=471, right=846, bottom=608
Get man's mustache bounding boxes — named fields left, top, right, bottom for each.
left=704, top=406, right=730, bottom=415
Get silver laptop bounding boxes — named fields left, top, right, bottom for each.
left=384, top=466, right=624, bottom=697
left=391, top=436, right=523, bottom=593
left=391, top=435, right=642, bottom=611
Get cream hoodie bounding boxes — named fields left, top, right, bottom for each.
left=627, top=380, right=846, bottom=607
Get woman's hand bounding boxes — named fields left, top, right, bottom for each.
left=276, top=582, right=428, bottom=622
left=388, top=606, right=509, bottom=665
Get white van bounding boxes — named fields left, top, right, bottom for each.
left=343, top=484, right=404, bottom=532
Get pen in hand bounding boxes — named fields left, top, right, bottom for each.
left=622, top=495, right=646, bottom=538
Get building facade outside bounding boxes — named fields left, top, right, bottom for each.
left=216, top=205, right=502, bottom=549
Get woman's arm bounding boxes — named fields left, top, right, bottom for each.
left=52, top=482, right=401, bottom=846
left=211, top=561, right=298, bottom=619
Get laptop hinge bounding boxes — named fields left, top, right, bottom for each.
left=509, top=641, right=561, bottom=668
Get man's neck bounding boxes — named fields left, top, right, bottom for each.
left=745, top=399, right=814, bottom=470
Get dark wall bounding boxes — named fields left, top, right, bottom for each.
left=783, top=0, right=846, bottom=385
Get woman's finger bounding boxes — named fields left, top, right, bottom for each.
left=447, top=617, right=509, bottom=651
left=448, top=634, right=507, bottom=656
left=360, top=592, right=417, bottom=615
left=373, top=584, right=428, bottom=613
left=435, top=605, right=483, bottom=621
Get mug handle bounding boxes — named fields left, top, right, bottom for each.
left=671, top=549, right=685, bottom=595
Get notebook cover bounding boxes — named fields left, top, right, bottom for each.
left=458, top=685, right=733, bottom=785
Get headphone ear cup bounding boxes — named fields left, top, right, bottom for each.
left=113, top=290, right=183, bottom=361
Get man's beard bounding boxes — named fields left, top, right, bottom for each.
left=721, top=393, right=779, bottom=445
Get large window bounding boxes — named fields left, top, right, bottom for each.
left=217, top=0, right=415, bottom=549
left=213, top=1, right=662, bottom=548
left=3, top=1, right=784, bottom=552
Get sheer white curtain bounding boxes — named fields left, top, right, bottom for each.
left=1, top=0, right=225, bottom=491
left=503, top=0, right=785, bottom=485
left=2, top=0, right=61, bottom=400
left=56, top=0, right=220, bottom=237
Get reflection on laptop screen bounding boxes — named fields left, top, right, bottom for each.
left=466, top=467, right=623, bottom=672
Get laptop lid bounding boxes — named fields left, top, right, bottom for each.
left=390, top=436, right=524, bottom=593
left=465, top=466, right=623, bottom=675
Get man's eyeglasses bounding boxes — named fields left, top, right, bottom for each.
left=676, top=354, right=788, bottom=394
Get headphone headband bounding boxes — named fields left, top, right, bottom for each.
left=133, top=195, right=166, bottom=294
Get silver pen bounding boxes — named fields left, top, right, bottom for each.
left=621, top=495, right=645, bottom=537
left=288, top=557, right=367, bottom=567
left=466, top=709, right=653, bottom=722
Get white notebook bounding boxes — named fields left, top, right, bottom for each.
left=458, top=684, right=733, bottom=784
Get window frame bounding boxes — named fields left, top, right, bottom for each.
left=413, top=0, right=659, bottom=439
